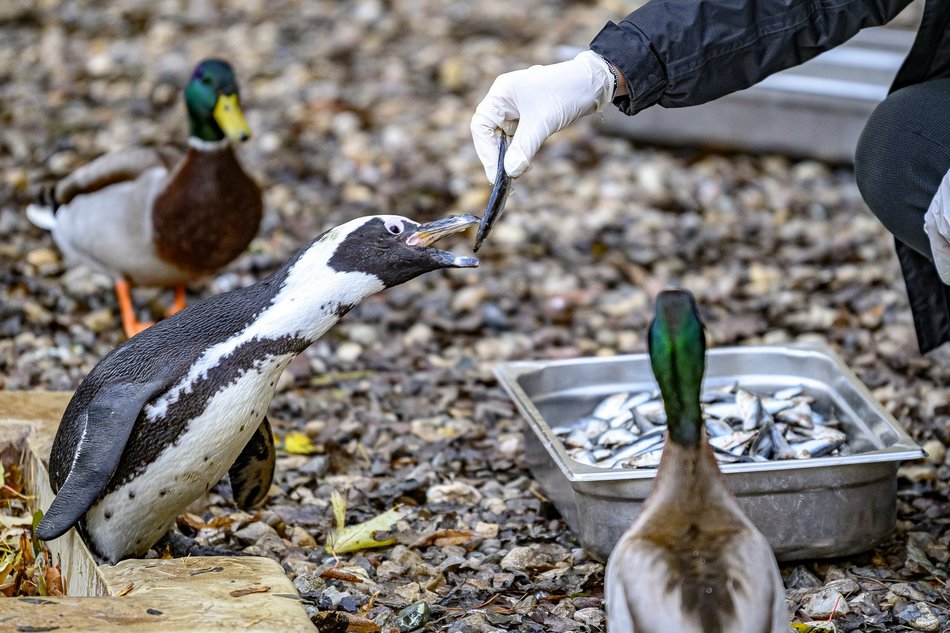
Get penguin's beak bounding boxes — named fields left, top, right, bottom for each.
left=406, top=214, right=480, bottom=268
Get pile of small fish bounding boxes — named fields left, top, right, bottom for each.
left=553, top=384, right=852, bottom=469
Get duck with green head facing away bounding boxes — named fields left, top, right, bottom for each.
left=606, top=290, right=789, bottom=633
left=27, top=59, right=262, bottom=337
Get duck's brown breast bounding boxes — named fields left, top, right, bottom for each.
left=152, top=146, right=262, bottom=274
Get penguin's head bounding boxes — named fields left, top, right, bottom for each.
left=324, top=214, right=480, bottom=288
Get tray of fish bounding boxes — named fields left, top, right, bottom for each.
left=495, top=342, right=924, bottom=561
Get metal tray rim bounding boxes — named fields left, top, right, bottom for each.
left=494, top=342, right=924, bottom=483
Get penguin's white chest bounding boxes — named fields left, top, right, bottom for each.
left=86, top=353, right=293, bottom=562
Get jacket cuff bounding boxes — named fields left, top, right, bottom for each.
left=590, top=21, right=666, bottom=116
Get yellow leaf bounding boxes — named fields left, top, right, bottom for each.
left=325, top=506, right=408, bottom=555
left=283, top=432, right=316, bottom=455
left=330, top=490, right=346, bottom=531
left=0, top=550, right=14, bottom=587
left=792, top=623, right=836, bottom=633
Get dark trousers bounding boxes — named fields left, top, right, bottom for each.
left=854, top=77, right=950, bottom=353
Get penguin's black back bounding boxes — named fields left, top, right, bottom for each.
left=47, top=240, right=316, bottom=494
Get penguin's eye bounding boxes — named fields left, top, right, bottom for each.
left=385, top=220, right=404, bottom=235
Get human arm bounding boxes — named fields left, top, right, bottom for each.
left=593, top=0, right=915, bottom=115
left=472, top=0, right=913, bottom=182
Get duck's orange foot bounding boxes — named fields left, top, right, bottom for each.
left=164, top=285, right=187, bottom=318
left=114, top=278, right=155, bottom=338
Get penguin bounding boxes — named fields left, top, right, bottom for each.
left=35, top=213, right=479, bottom=563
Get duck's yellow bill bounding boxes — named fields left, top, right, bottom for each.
left=213, top=94, right=252, bottom=142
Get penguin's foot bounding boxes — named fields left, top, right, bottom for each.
left=158, top=530, right=247, bottom=559
left=115, top=278, right=154, bottom=338
left=164, top=285, right=187, bottom=318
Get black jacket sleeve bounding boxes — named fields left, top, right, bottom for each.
left=590, top=0, right=914, bottom=115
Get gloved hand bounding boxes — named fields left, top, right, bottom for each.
left=471, top=50, right=618, bottom=184
left=924, top=169, right=950, bottom=284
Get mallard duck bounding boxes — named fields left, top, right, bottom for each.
left=605, top=290, right=789, bottom=633
left=27, top=59, right=262, bottom=337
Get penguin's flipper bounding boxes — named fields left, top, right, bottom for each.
left=36, top=381, right=164, bottom=541
left=228, top=416, right=276, bottom=510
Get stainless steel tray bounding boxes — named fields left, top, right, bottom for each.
left=495, top=342, right=924, bottom=561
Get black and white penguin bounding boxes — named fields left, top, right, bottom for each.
left=35, top=214, right=479, bottom=563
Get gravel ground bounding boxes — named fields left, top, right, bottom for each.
left=2, top=1, right=949, bottom=631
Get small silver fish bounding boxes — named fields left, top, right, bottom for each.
left=572, top=451, right=596, bottom=466
left=705, top=417, right=734, bottom=438
left=632, top=409, right=658, bottom=434
left=773, top=386, right=804, bottom=400
left=791, top=426, right=847, bottom=458
left=583, top=418, right=609, bottom=438
left=709, top=430, right=757, bottom=454
left=564, top=429, right=592, bottom=450
left=609, top=429, right=666, bottom=463
left=621, top=392, right=655, bottom=410
left=598, top=428, right=638, bottom=447
left=592, top=392, right=631, bottom=420
left=703, top=402, right=742, bottom=420
left=769, top=423, right=797, bottom=460
left=607, top=410, right=634, bottom=429
left=736, top=389, right=772, bottom=431
left=624, top=449, right=664, bottom=469
left=473, top=134, right=512, bottom=252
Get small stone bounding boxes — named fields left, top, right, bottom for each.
left=500, top=545, right=562, bottom=573
left=335, top=341, right=363, bottom=363
left=346, top=323, right=378, bottom=346
left=292, top=572, right=326, bottom=598
left=232, top=521, right=279, bottom=546
left=81, top=308, right=115, bottom=333
left=290, top=526, right=316, bottom=548
left=898, top=464, right=938, bottom=482
left=922, top=439, right=946, bottom=465
left=573, top=607, right=605, bottom=628
left=801, top=588, right=849, bottom=620
left=426, top=481, right=482, bottom=506
left=474, top=522, right=499, bottom=539
left=894, top=601, right=941, bottom=632
left=825, top=578, right=860, bottom=595
left=314, top=585, right=351, bottom=610
left=394, top=601, right=431, bottom=632
left=451, top=285, right=487, bottom=313
left=787, top=565, right=822, bottom=589
left=26, top=247, right=59, bottom=268
left=402, top=323, right=433, bottom=347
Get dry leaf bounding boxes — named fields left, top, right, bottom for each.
left=115, top=582, right=135, bottom=596
left=0, top=515, right=34, bottom=529
left=331, top=490, right=347, bottom=531
left=325, top=506, right=408, bottom=555
left=339, top=613, right=381, bottom=632
left=319, top=569, right=364, bottom=583
left=177, top=512, right=208, bottom=530
left=230, top=585, right=270, bottom=597
left=411, top=529, right=474, bottom=549
left=45, top=564, right=63, bottom=597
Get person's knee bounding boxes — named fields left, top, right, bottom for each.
left=854, top=89, right=915, bottom=223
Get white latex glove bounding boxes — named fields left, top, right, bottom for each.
left=924, top=168, right=950, bottom=284
left=471, top=50, right=616, bottom=184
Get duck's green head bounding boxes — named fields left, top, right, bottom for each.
left=648, top=289, right=707, bottom=448
left=184, top=59, right=252, bottom=143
